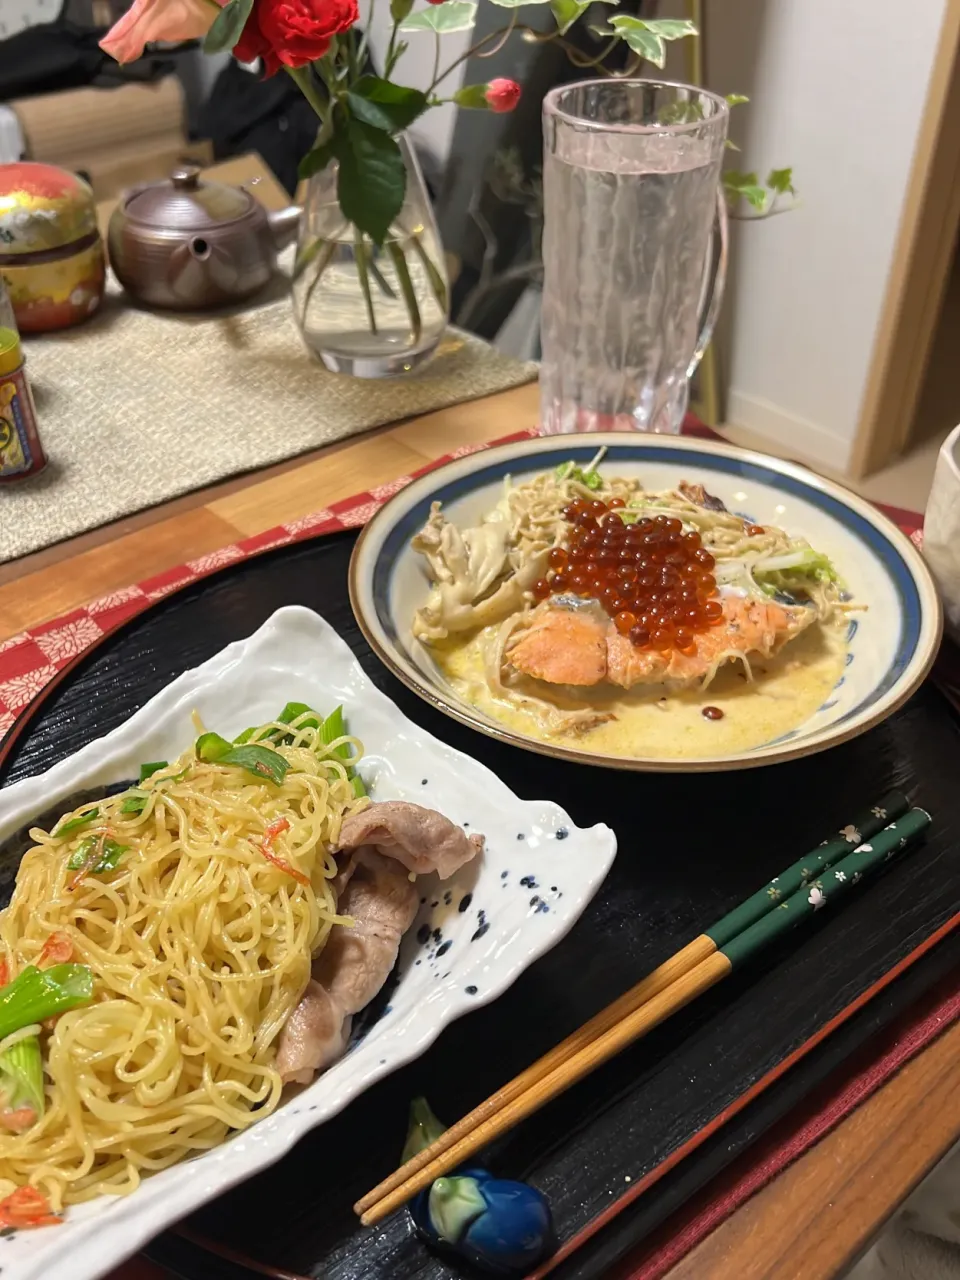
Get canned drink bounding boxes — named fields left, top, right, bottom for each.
left=0, top=326, right=45, bottom=481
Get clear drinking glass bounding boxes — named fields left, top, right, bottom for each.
left=540, top=79, right=729, bottom=434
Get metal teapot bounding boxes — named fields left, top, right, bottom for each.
left=107, top=166, right=302, bottom=310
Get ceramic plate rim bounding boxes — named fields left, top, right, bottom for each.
left=349, top=433, right=943, bottom=772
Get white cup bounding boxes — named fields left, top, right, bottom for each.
left=924, top=422, right=960, bottom=643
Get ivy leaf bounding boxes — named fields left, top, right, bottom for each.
left=725, top=93, right=750, bottom=106
left=767, top=166, right=796, bottom=196
left=550, top=0, right=591, bottom=33
left=203, top=0, right=254, bottom=53
left=400, top=0, right=477, bottom=32
left=723, top=170, right=768, bottom=211
left=608, top=15, right=695, bottom=66
left=334, top=119, right=406, bottom=246
left=347, top=77, right=429, bottom=133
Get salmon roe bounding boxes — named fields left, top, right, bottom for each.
left=547, top=498, right=724, bottom=652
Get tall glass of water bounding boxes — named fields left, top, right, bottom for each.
left=540, top=80, right=729, bottom=434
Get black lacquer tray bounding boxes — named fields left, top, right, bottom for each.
left=2, top=530, right=959, bottom=1280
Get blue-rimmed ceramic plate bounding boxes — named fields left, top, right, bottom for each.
left=349, top=434, right=942, bottom=771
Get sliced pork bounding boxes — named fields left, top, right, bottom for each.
left=274, top=849, right=419, bottom=1083
left=336, top=800, right=484, bottom=881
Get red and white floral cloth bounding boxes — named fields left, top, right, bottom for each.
left=0, top=427, right=925, bottom=740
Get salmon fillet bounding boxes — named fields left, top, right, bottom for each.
left=507, top=596, right=815, bottom=691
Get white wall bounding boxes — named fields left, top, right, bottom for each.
left=707, top=0, right=948, bottom=472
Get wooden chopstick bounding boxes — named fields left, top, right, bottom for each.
left=356, top=800, right=924, bottom=1226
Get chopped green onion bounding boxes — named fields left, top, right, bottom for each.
left=52, top=808, right=99, bottom=839
left=233, top=726, right=257, bottom=745
left=351, top=775, right=367, bottom=799
left=0, top=1036, right=44, bottom=1118
left=139, top=761, right=167, bottom=782
left=555, top=462, right=602, bottom=491
left=277, top=702, right=319, bottom=729
left=195, top=732, right=232, bottom=762
left=218, top=745, right=289, bottom=785
left=0, top=965, right=93, bottom=1041
left=67, top=836, right=129, bottom=874
left=120, top=791, right=148, bottom=815
left=320, top=705, right=350, bottom=760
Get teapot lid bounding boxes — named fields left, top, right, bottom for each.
left=123, top=166, right=254, bottom=229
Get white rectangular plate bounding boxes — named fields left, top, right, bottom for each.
left=0, top=606, right=616, bottom=1280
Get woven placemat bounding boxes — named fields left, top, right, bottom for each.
left=2, top=266, right=537, bottom=565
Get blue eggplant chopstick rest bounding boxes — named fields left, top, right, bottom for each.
left=403, top=1097, right=556, bottom=1275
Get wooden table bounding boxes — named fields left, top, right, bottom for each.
left=1, top=382, right=957, bottom=1280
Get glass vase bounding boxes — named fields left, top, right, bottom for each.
left=292, top=135, right=449, bottom=378
left=540, top=79, right=729, bottom=434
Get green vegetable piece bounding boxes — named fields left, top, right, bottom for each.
left=217, top=745, right=289, bottom=786
left=554, top=461, right=602, bottom=491
left=195, top=732, right=233, bottom=762
left=0, top=1035, right=44, bottom=1118
left=321, top=705, right=349, bottom=758
left=120, top=791, right=147, bottom=815
left=0, top=965, right=93, bottom=1041
left=139, top=761, right=168, bottom=782
left=351, top=775, right=367, bottom=799
left=233, top=727, right=257, bottom=744
left=277, top=702, right=320, bottom=729
left=52, top=808, right=99, bottom=839
left=67, top=836, right=129, bottom=874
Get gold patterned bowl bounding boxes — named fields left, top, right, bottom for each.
left=0, top=162, right=105, bottom=332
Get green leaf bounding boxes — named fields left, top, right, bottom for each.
left=217, top=745, right=289, bottom=786
left=657, top=100, right=705, bottom=125
left=399, top=1, right=477, bottom=33
left=139, top=761, right=167, bottom=782
left=726, top=93, right=749, bottom=106
left=0, top=965, right=94, bottom=1041
left=608, top=15, right=695, bottom=65
left=390, top=0, right=415, bottom=18
left=298, top=138, right=337, bottom=181
left=334, top=119, right=406, bottom=246
left=453, top=83, right=491, bottom=110
left=550, top=0, right=590, bottom=31
left=52, top=808, right=99, bottom=839
left=203, top=0, right=254, bottom=54
left=641, top=16, right=697, bottom=38
left=120, top=791, right=148, bottom=815
left=347, top=77, right=429, bottom=133
left=723, top=169, right=768, bottom=211
left=766, top=166, right=795, bottom=196
left=67, top=836, right=129, bottom=874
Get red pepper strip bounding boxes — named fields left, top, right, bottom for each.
left=0, top=959, right=9, bottom=988
left=0, top=1186, right=62, bottom=1228
left=66, top=830, right=112, bottom=892
left=38, top=932, right=73, bottom=968
left=0, top=1108, right=37, bottom=1134
left=257, top=818, right=309, bottom=886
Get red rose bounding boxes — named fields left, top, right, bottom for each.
left=484, top=78, right=521, bottom=113
left=235, top=0, right=359, bottom=73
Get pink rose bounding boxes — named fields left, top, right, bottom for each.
left=100, top=0, right=222, bottom=64
left=484, top=78, right=521, bottom=114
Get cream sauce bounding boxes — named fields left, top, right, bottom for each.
left=434, top=621, right=848, bottom=760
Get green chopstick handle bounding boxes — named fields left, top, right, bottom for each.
left=706, top=789, right=909, bottom=949
left=721, top=807, right=931, bottom=969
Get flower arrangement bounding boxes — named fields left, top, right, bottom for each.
left=101, top=1, right=701, bottom=247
